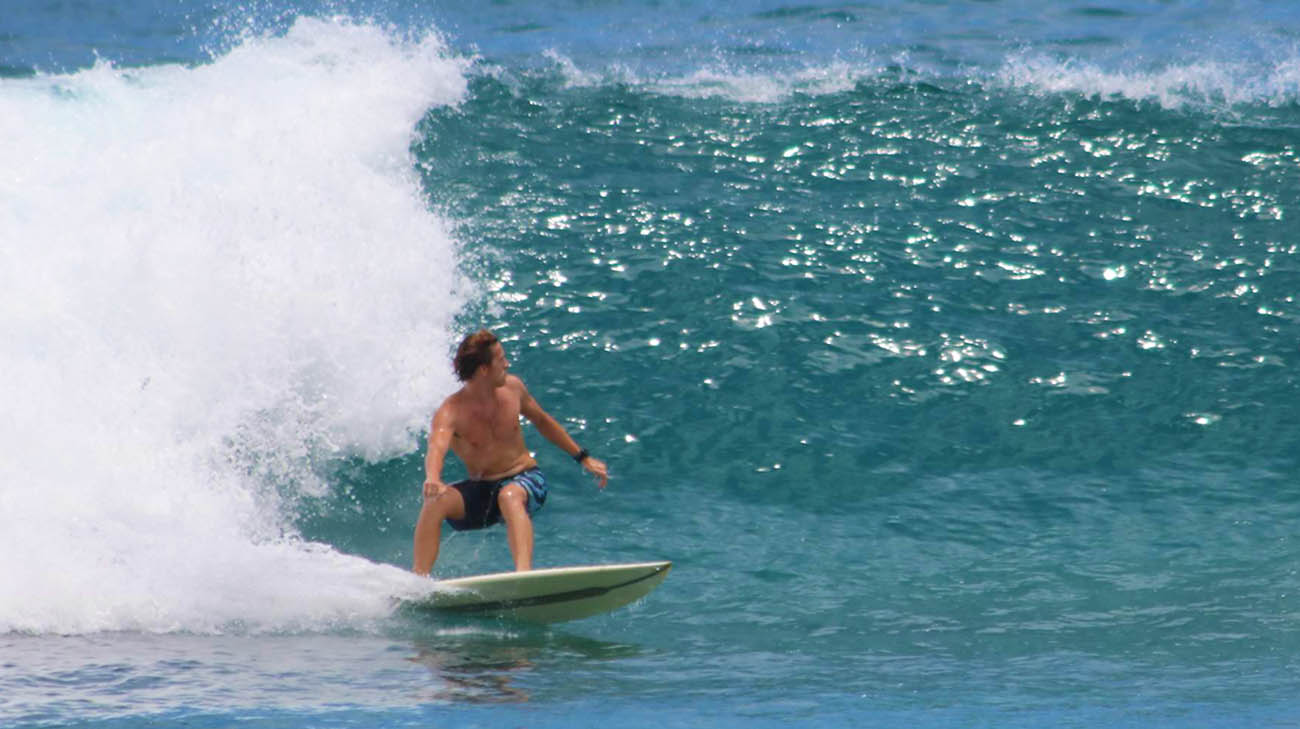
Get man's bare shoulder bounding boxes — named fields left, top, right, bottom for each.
left=504, top=374, right=536, bottom=402
left=434, top=388, right=468, bottom=422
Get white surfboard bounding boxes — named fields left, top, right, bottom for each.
left=405, top=561, right=672, bottom=624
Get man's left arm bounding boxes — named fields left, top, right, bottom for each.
left=515, top=377, right=608, bottom=489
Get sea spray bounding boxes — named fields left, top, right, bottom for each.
left=996, top=50, right=1300, bottom=109
left=0, top=18, right=467, bottom=634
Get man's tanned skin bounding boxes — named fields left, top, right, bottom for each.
left=412, top=335, right=607, bottom=575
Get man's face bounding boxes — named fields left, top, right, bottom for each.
left=486, top=342, right=509, bottom=387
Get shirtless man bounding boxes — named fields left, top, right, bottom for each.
left=412, top=329, right=608, bottom=575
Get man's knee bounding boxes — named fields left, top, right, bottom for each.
left=424, top=488, right=463, bottom=519
left=497, top=484, right=530, bottom=520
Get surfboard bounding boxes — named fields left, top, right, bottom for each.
left=404, top=561, right=672, bottom=624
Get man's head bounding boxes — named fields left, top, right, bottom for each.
left=453, top=329, right=506, bottom=384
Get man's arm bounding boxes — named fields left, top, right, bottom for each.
left=515, top=377, right=609, bottom=489
left=423, top=403, right=455, bottom=500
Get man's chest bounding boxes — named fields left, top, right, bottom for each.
left=456, top=399, right=522, bottom=445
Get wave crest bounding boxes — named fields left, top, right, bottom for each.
left=997, top=52, right=1300, bottom=108
left=0, top=17, right=466, bottom=634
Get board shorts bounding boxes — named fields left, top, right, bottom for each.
left=444, top=468, right=548, bottom=532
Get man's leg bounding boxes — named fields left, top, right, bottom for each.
left=412, top=488, right=466, bottom=575
left=497, top=483, right=534, bottom=572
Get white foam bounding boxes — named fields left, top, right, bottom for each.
left=536, top=43, right=1300, bottom=109
left=997, top=51, right=1300, bottom=109
left=649, top=62, right=866, bottom=103
left=0, top=17, right=468, bottom=634
left=540, top=50, right=878, bottom=103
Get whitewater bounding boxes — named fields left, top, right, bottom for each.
left=0, top=19, right=469, bottom=634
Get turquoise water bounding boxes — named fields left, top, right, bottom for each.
left=3, top=1, right=1300, bottom=726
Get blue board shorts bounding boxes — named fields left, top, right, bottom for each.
left=444, top=468, right=548, bottom=532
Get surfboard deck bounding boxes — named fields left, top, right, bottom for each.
left=403, top=561, right=672, bottom=624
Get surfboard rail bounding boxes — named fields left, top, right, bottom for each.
left=405, top=561, right=672, bottom=623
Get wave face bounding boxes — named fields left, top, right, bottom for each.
left=0, top=18, right=468, bottom=634
left=393, top=30, right=1300, bottom=717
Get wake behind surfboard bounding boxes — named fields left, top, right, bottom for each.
left=400, top=561, right=672, bottom=624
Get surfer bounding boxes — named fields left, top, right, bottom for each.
left=413, top=329, right=608, bottom=575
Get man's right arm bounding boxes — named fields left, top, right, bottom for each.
left=423, top=404, right=455, bottom=500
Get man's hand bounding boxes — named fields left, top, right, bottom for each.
left=582, top=456, right=609, bottom=490
left=423, top=479, right=447, bottom=500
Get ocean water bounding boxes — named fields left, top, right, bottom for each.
left=3, top=0, right=1300, bottom=726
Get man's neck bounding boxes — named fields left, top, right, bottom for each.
left=462, top=376, right=498, bottom=402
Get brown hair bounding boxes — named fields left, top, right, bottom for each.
left=453, top=329, right=499, bottom=382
